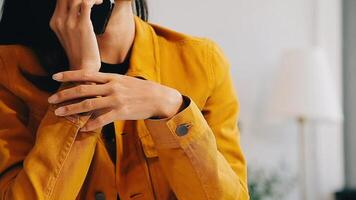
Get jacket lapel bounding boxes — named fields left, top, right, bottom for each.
left=125, top=16, right=161, bottom=84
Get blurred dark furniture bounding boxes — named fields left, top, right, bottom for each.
left=335, top=189, right=356, bottom=200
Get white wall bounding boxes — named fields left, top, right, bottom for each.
left=148, top=1, right=344, bottom=200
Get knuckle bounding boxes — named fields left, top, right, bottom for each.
left=109, top=74, right=119, bottom=80
left=108, top=86, right=115, bottom=94
left=82, top=71, right=92, bottom=79
left=49, top=19, right=56, bottom=30
left=76, top=85, right=86, bottom=94
left=56, top=91, right=66, bottom=99
left=81, top=1, right=91, bottom=8
left=112, top=95, right=121, bottom=105
left=60, top=73, right=67, bottom=80
left=82, top=99, right=93, bottom=110
left=61, top=106, right=69, bottom=113
left=54, top=18, right=64, bottom=30
left=109, top=83, right=119, bottom=93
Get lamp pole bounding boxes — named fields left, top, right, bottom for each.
left=298, top=116, right=308, bottom=200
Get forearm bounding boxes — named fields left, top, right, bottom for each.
left=144, top=97, right=249, bottom=200
left=1, top=83, right=99, bottom=200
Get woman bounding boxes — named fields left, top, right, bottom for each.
left=0, top=0, right=249, bottom=199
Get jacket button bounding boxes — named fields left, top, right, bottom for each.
left=95, top=192, right=105, bottom=200
left=175, top=123, right=190, bottom=136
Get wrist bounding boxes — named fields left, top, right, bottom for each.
left=153, top=88, right=184, bottom=119
left=69, top=60, right=101, bottom=71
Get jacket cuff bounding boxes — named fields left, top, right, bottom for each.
left=144, top=95, right=209, bottom=149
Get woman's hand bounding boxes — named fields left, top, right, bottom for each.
left=50, top=0, right=102, bottom=71
left=48, top=70, right=185, bottom=131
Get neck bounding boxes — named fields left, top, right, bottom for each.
left=96, top=2, right=135, bottom=64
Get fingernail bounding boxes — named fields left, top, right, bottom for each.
left=55, top=107, right=65, bottom=116
left=52, top=73, right=63, bottom=80
left=48, top=95, right=57, bottom=103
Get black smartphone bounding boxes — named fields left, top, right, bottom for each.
left=90, top=0, right=114, bottom=35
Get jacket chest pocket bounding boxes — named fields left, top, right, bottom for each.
left=136, top=120, right=158, bottom=158
left=136, top=120, right=176, bottom=199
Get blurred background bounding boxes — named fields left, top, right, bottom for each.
left=147, top=0, right=352, bottom=200
left=0, top=0, right=354, bottom=199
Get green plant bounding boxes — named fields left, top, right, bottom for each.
left=248, top=166, right=296, bottom=200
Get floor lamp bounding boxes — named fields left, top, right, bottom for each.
left=268, top=47, right=342, bottom=200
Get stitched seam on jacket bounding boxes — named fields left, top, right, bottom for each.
left=44, top=126, right=78, bottom=199
left=207, top=40, right=216, bottom=93
left=134, top=136, right=157, bottom=199
left=174, top=39, right=214, bottom=93
left=183, top=142, right=211, bottom=200
left=237, top=179, right=248, bottom=199
left=174, top=124, right=211, bottom=200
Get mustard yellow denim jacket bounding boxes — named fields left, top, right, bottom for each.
left=0, top=16, right=249, bottom=200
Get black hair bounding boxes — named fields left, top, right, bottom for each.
left=134, top=0, right=148, bottom=21
left=0, top=0, right=148, bottom=77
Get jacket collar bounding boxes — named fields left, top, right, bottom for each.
left=125, top=16, right=161, bottom=84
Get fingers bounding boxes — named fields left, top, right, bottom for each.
left=50, top=0, right=94, bottom=44
left=67, top=0, right=82, bottom=28
left=54, top=96, right=113, bottom=116
left=48, top=84, right=111, bottom=104
left=80, top=0, right=95, bottom=23
left=53, top=70, right=116, bottom=83
left=94, top=0, right=104, bottom=5
left=81, top=110, right=117, bottom=132
left=56, top=0, right=69, bottom=16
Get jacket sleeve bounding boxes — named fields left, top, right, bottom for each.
left=0, top=55, right=100, bottom=199
left=144, top=41, right=249, bottom=200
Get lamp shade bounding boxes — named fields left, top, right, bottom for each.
left=268, top=47, right=343, bottom=121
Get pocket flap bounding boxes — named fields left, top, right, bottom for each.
left=136, top=120, right=158, bottom=158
